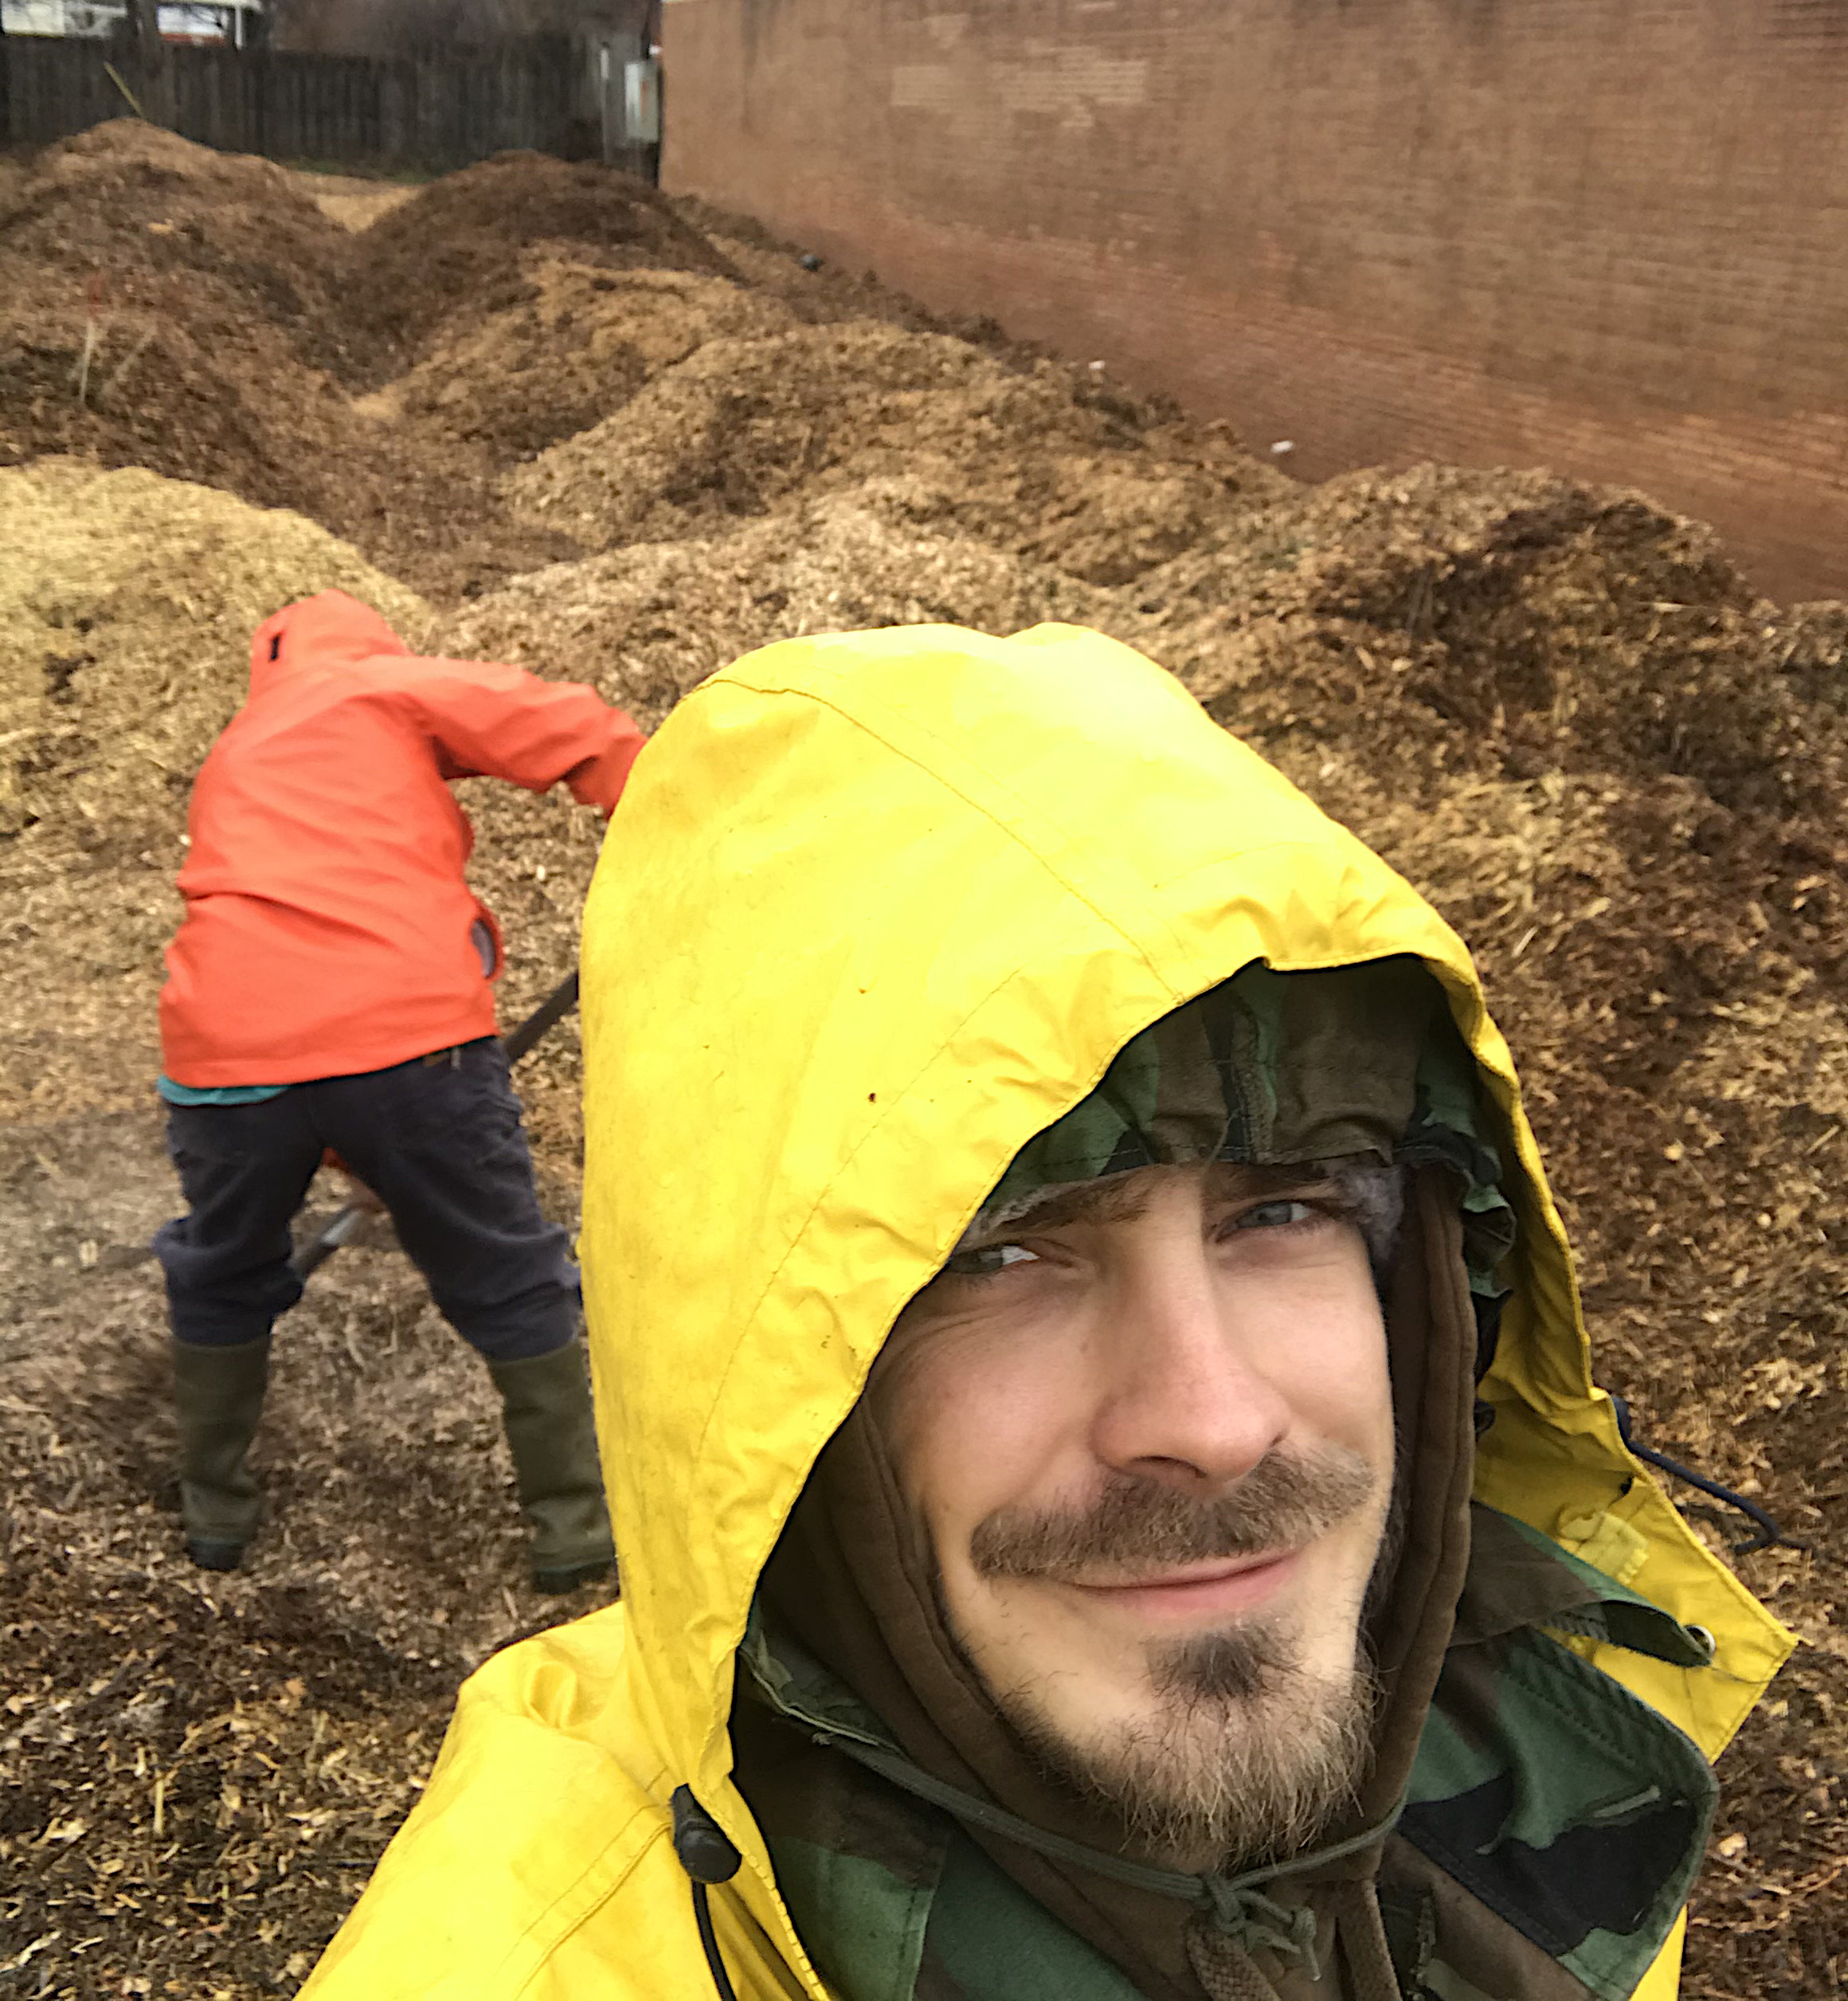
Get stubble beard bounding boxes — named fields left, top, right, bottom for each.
left=954, top=1447, right=1388, bottom=1872
left=989, top=1622, right=1376, bottom=1871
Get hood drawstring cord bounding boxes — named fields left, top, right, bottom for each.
left=1332, top=1878, right=1407, bottom=2001
left=1610, top=1395, right=1792, bottom=1556
left=1201, top=1880, right=1321, bottom=1979
left=1190, top=1879, right=1403, bottom=2001
left=1187, top=1917, right=1286, bottom=2001
left=672, top=1787, right=743, bottom=2001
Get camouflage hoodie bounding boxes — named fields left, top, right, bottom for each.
left=303, top=624, right=1790, bottom=2001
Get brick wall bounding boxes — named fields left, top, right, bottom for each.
left=660, top=0, right=1848, bottom=602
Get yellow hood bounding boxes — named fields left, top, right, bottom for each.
left=307, top=624, right=1790, bottom=2001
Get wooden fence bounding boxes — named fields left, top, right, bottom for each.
left=0, top=33, right=595, bottom=172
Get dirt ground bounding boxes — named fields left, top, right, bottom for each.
left=2, top=125, right=1843, bottom=1999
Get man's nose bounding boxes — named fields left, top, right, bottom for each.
left=1087, top=1236, right=1291, bottom=1490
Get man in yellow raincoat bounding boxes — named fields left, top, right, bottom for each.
left=304, top=624, right=1788, bottom=2000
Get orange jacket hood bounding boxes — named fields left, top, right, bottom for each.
left=247, top=591, right=413, bottom=699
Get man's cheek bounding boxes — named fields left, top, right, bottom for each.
left=921, top=1435, right=1024, bottom=1570
left=1289, top=1302, right=1391, bottom=1445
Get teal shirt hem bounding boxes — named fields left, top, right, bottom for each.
left=158, top=1077, right=292, bottom=1106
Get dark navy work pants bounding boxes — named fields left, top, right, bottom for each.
left=155, top=1040, right=578, bottom=1362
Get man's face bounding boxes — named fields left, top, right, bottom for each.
left=870, top=1161, right=1396, bottom=1868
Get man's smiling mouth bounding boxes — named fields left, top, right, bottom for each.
left=1054, top=1549, right=1305, bottom=1622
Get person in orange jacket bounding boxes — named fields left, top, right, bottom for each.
left=154, top=590, right=646, bottom=1591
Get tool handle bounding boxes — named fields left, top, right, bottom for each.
left=291, top=1200, right=366, bottom=1281
left=502, top=969, right=581, bottom=1064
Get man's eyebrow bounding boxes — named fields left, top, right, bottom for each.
left=1201, top=1160, right=1343, bottom=1202
left=970, top=1161, right=1340, bottom=1239
left=983, top=1176, right=1155, bottom=1234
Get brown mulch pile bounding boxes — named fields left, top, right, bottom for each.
left=296, top=172, right=417, bottom=235
left=2, top=122, right=1842, bottom=1999
left=444, top=484, right=1142, bottom=731
left=506, top=319, right=1285, bottom=585
left=667, top=190, right=996, bottom=339
left=339, top=151, right=741, bottom=373
left=0, top=120, right=363, bottom=375
left=0, top=127, right=593, bottom=604
left=374, top=258, right=797, bottom=463
left=0, top=122, right=370, bottom=530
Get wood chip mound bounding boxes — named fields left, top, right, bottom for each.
left=505, top=319, right=1288, bottom=584
left=376, top=258, right=798, bottom=462
left=0, top=118, right=367, bottom=378
left=444, top=486, right=1146, bottom=728
left=340, top=151, right=742, bottom=369
left=1, top=136, right=1842, bottom=2001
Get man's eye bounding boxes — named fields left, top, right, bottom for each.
left=942, top=1242, right=1040, bottom=1278
left=1233, top=1199, right=1317, bottom=1231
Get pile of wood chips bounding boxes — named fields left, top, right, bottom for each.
left=1, top=123, right=1841, bottom=1999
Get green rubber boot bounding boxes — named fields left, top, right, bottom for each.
left=488, top=1342, right=615, bottom=1594
left=171, top=1333, right=271, bottom=1571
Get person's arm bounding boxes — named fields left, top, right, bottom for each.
left=395, top=656, right=646, bottom=814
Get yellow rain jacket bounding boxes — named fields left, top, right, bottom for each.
left=304, top=625, right=1790, bottom=2001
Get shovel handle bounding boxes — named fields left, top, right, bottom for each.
left=502, top=969, right=581, bottom=1064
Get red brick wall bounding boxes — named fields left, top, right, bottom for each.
left=660, top=0, right=1848, bottom=602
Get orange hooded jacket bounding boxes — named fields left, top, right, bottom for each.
left=159, top=592, right=645, bottom=1087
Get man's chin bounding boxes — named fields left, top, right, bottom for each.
left=1147, top=1614, right=1297, bottom=1704
left=993, top=1645, right=1376, bottom=1872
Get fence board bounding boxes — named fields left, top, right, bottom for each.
left=2, top=33, right=582, bottom=171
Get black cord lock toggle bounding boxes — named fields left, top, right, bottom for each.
left=671, top=1786, right=742, bottom=1885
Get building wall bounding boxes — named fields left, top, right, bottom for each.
left=0, top=1, right=260, bottom=36
left=2, top=1, right=121, bottom=32
left=660, top=0, right=1848, bottom=602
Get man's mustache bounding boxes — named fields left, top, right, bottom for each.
left=968, top=1447, right=1380, bottom=1581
